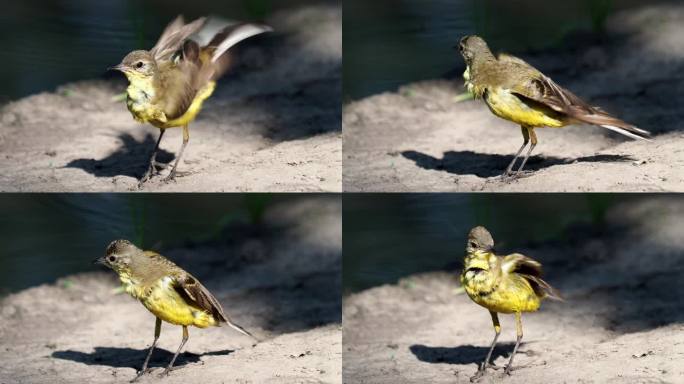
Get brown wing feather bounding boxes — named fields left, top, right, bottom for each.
left=174, top=273, right=256, bottom=339
left=151, top=16, right=207, bottom=62
left=512, top=74, right=650, bottom=139
left=519, top=273, right=563, bottom=301
left=503, top=253, right=562, bottom=301
left=174, top=272, right=227, bottom=322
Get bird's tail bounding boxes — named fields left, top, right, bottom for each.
left=223, top=316, right=259, bottom=342
left=574, top=111, right=652, bottom=141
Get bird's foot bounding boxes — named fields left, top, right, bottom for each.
left=162, top=170, right=177, bottom=183
left=500, top=170, right=534, bottom=182
left=469, top=369, right=486, bottom=383
left=504, top=364, right=516, bottom=375
left=138, top=161, right=169, bottom=188
left=500, top=172, right=518, bottom=182
left=158, top=366, right=182, bottom=378
left=130, top=367, right=154, bottom=383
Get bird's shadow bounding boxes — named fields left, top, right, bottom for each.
left=51, top=347, right=234, bottom=370
left=401, top=150, right=634, bottom=178
left=65, top=133, right=174, bottom=178
left=409, top=343, right=516, bottom=365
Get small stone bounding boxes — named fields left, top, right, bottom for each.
left=1, top=112, right=17, bottom=125
left=1, top=305, right=16, bottom=317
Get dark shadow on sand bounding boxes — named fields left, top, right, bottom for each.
left=51, top=347, right=234, bottom=370
left=65, top=133, right=174, bottom=178
left=409, top=343, right=517, bottom=365
left=401, top=150, right=634, bottom=178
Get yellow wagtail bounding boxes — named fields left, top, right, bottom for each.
left=95, top=239, right=255, bottom=382
left=460, top=226, right=561, bottom=381
left=110, top=16, right=272, bottom=187
left=458, top=35, right=650, bottom=178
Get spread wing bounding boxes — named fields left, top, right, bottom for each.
left=151, top=16, right=207, bottom=62
left=503, top=253, right=562, bottom=301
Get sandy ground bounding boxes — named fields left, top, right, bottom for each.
left=343, top=196, right=684, bottom=383
left=0, top=197, right=342, bottom=384
left=0, top=5, right=341, bottom=192
left=343, top=4, right=684, bottom=192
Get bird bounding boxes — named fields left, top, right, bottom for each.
left=457, top=35, right=651, bottom=178
left=110, top=16, right=272, bottom=187
left=460, top=226, right=561, bottom=381
left=95, top=239, right=255, bottom=382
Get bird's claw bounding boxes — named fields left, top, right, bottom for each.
left=162, top=171, right=177, bottom=183
left=130, top=367, right=154, bottom=383
left=504, top=364, right=515, bottom=375
left=158, top=366, right=181, bottom=378
left=138, top=161, right=168, bottom=188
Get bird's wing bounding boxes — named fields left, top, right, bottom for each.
left=151, top=16, right=207, bottom=62
left=174, top=272, right=226, bottom=320
left=510, top=71, right=651, bottom=140
left=174, top=273, right=256, bottom=338
left=196, top=23, right=273, bottom=84
left=503, top=253, right=563, bottom=301
left=497, top=53, right=533, bottom=67
left=501, top=252, right=542, bottom=276
left=157, top=41, right=204, bottom=120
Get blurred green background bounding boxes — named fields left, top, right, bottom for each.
left=0, top=0, right=334, bottom=101
left=343, top=0, right=676, bottom=101
left=343, top=193, right=643, bottom=294
left=0, top=193, right=295, bottom=296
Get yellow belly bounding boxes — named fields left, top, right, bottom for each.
left=463, top=274, right=540, bottom=314
left=130, top=277, right=217, bottom=328
left=484, top=87, right=565, bottom=128
left=127, top=81, right=216, bottom=129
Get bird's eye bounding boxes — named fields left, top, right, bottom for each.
left=468, top=241, right=477, bottom=248
left=136, top=61, right=144, bottom=69
left=459, top=43, right=465, bottom=52
left=108, top=255, right=116, bottom=262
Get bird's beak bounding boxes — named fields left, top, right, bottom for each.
left=109, top=64, right=125, bottom=72
left=93, top=256, right=106, bottom=265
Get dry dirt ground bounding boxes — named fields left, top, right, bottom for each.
left=343, top=196, right=684, bottom=383
left=0, top=5, right=341, bottom=192
left=343, top=4, right=684, bottom=192
left=0, top=197, right=342, bottom=384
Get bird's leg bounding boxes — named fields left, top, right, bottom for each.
left=470, top=311, right=501, bottom=382
left=138, top=129, right=166, bottom=188
left=131, top=317, right=161, bottom=383
left=163, top=125, right=189, bottom=182
left=515, top=127, right=537, bottom=174
left=160, top=325, right=189, bottom=376
left=503, top=126, right=530, bottom=178
left=504, top=312, right=524, bottom=375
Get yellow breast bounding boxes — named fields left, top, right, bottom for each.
left=462, top=271, right=540, bottom=314
left=125, top=81, right=216, bottom=129
left=484, top=87, right=565, bottom=128
left=122, top=275, right=217, bottom=328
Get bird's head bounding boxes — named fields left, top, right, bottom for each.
left=466, top=226, right=494, bottom=253
left=457, top=35, right=493, bottom=66
left=110, top=50, right=157, bottom=81
left=94, top=239, right=139, bottom=275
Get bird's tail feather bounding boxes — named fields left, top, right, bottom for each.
left=224, top=317, right=259, bottom=341
left=573, top=112, right=652, bottom=141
